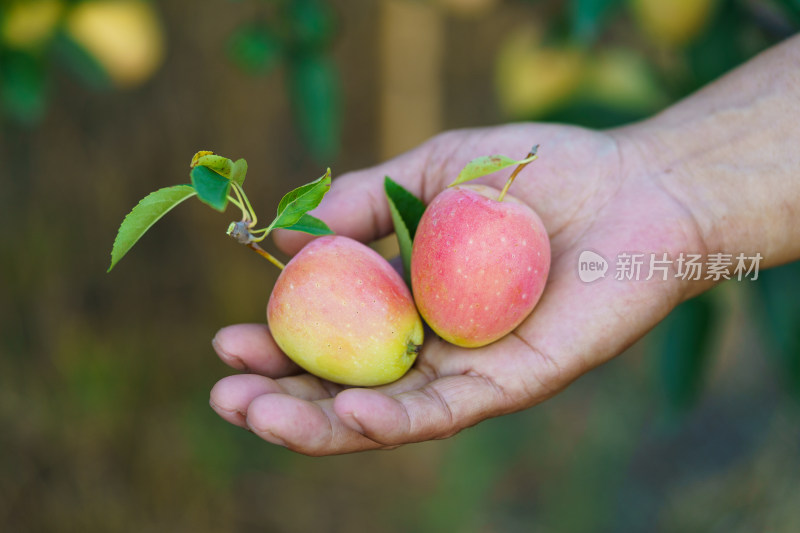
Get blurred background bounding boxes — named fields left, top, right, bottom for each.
left=2, top=0, right=800, bottom=531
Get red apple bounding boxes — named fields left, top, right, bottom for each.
left=411, top=184, right=550, bottom=347
left=268, top=235, right=424, bottom=386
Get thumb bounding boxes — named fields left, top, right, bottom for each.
left=273, top=141, right=441, bottom=256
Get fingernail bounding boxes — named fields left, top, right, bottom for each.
left=248, top=422, right=287, bottom=447
left=212, top=337, right=248, bottom=372
left=345, top=411, right=365, bottom=434
left=265, top=431, right=288, bottom=447
left=209, top=397, right=219, bottom=411
left=209, top=397, right=247, bottom=423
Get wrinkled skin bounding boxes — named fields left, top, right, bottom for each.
left=209, top=35, right=800, bottom=454
left=209, top=122, right=709, bottom=455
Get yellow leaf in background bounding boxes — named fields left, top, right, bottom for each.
left=494, top=26, right=585, bottom=119
left=630, top=0, right=718, bottom=48
left=66, top=0, right=165, bottom=88
left=582, top=48, right=667, bottom=112
left=1, top=0, right=64, bottom=50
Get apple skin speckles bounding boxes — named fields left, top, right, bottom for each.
left=411, top=185, right=550, bottom=348
left=269, top=235, right=423, bottom=385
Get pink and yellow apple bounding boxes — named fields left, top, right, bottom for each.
left=411, top=184, right=550, bottom=347
left=268, top=235, right=424, bottom=386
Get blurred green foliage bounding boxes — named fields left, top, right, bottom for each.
left=513, top=0, right=798, bottom=128
left=0, top=0, right=164, bottom=123
left=653, top=294, right=718, bottom=417
left=0, top=49, right=48, bottom=124
left=500, top=0, right=800, bottom=413
left=2, top=0, right=799, bottom=532
left=756, top=261, right=800, bottom=397
left=227, top=0, right=341, bottom=160
left=52, top=26, right=113, bottom=89
left=569, top=0, right=625, bottom=44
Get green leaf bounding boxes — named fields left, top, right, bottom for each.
left=270, top=168, right=332, bottom=229
left=230, top=159, right=248, bottom=187
left=579, top=48, right=667, bottom=114
left=108, top=185, right=197, bottom=272
left=569, top=0, right=624, bottom=45
left=755, top=261, right=800, bottom=400
left=0, top=50, right=47, bottom=125
left=449, top=149, right=539, bottom=187
left=288, top=53, right=341, bottom=161
left=227, top=24, right=282, bottom=76
left=190, top=166, right=231, bottom=212
left=193, top=153, right=233, bottom=178
left=654, top=294, right=717, bottom=415
left=686, top=4, right=746, bottom=90
left=52, top=29, right=112, bottom=90
left=384, top=176, right=426, bottom=286
left=285, top=0, right=337, bottom=51
left=283, top=214, right=334, bottom=236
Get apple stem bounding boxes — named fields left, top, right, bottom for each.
left=247, top=242, right=285, bottom=270
left=227, top=220, right=284, bottom=270
left=497, top=145, right=539, bottom=202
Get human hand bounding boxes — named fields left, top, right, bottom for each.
left=209, top=122, right=707, bottom=455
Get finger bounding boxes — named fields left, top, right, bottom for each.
left=272, top=373, right=344, bottom=399
left=245, top=394, right=390, bottom=455
left=368, top=367, right=434, bottom=396
left=333, top=373, right=513, bottom=446
left=209, top=374, right=284, bottom=428
left=212, top=323, right=301, bottom=377
left=210, top=372, right=342, bottom=419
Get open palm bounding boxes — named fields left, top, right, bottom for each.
left=209, top=123, right=707, bottom=455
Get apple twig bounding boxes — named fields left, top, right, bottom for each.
left=247, top=242, right=286, bottom=270
left=108, top=152, right=334, bottom=273
left=497, top=145, right=539, bottom=202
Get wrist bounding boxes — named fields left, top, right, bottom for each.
left=607, top=123, right=717, bottom=298
left=611, top=32, right=800, bottom=269
left=613, top=119, right=717, bottom=253
left=623, top=115, right=799, bottom=272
